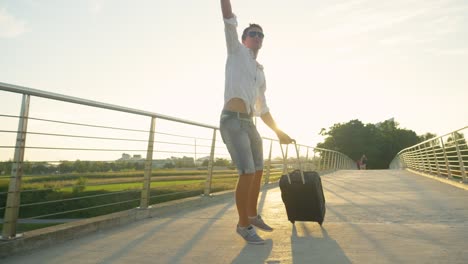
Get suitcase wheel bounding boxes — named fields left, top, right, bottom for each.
left=319, top=221, right=323, bottom=226
left=290, top=220, right=295, bottom=224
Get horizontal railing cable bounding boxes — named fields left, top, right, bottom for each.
left=0, top=131, right=214, bottom=149
left=0, top=130, right=147, bottom=142
left=19, top=189, right=141, bottom=208
left=11, top=179, right=143, bottom=194
left=20, top=198, right=142, bottom=220
left=0, top=114, right=150, bottom=133
left=0, top=146, right=212, bottom=155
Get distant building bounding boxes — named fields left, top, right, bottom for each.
left=118, top=153, right=143, bottom=162
left=121, top=153, right=131, bottom=160
left=117, top=153, right=174, bottom=168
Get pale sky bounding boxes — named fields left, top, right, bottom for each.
left=1, top=0, right=468, bottom=162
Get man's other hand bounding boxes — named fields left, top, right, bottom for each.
left=276, top=130, right=294, bottom=144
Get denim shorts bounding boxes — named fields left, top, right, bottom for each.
left=219, top=110, right=264, bottom=175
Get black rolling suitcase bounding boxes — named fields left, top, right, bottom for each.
left=279, top=143, right=326, bottom=225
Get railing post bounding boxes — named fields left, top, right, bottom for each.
left=419, top=146, right=424, bottom=171
left=414, top=148, right=419, bottom=169
left=422, top=143, right=432, bottom=174
left=321, top=151, right=326, bottom=170
left=299, top=146, right=303, bottom=170
left=440, top=137, right=452, bottom=179
left=420, top=148, right=425, bottom=170
left=399, top=153, right=404, bottom=169
left=403, top=152, right=409, bottom=169
left=404, top=151, right=409, bottom=169
left=194, top=138, right=197, bottom=168
left=338, top=154, right=344, bottom=169
left=1, top=94, right=30, bottom=240
left=329, top=152, right=334, bottom=170
left=264, top=139, right=273, bottom=185
left=414, top=148, right=419, bottom=170
left=337, top=154, right=340, bottom=169
left=323, top=151, right=328, bottom=170
left=432, top=140, right=441, bottom=176
left=312, top=150, right=317, bottom=171
left=319, top=151, right=324, bottom=171
left=410, top=149, right=416, bottom=170
left=452, top=132, right=467, bottom=182
left=323, top=151, right=329, bottom=170
left=337, top=154, right=341, bottom=169
left=412, top=147, right=418, bottom=170
left=322, top=151, right=327, bottom=170
left=282, top=145, right=289, bottom=174
left=204, top=129, right=217, bottom=195
left=401, top=153, right=406, bottom=169
left=334, top=152, right=338, bottom=169
left=305, top=147, right=309, bottom=171
left=404, top=152, right=410, bottom=169
left=139, top=117, right=156, bottom=209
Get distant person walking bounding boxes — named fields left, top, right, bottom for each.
left=219, top=0, right=294, bottom=245
left=360, top=154, right=368, bottom=170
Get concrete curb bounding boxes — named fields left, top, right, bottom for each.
left=406, top=168, right=468, bottom=191
left=0, top=188, right=238, bottom=258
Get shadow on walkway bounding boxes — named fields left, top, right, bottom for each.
left=100, top=198, right=236, bottom=264
left=290, top=223, right=351, bottom=264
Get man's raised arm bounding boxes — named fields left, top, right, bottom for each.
left=221, top=0, right=233, bottom=19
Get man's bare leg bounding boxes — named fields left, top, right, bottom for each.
left=247, top=170, right=263, bottom=217
left=246, top=170, right=274, bottom=231
left=236, top=173, right=255, bottom=227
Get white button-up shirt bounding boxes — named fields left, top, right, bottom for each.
left=223, top=15, right=269, bottom=117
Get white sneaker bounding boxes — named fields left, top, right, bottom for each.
left=249, top=215, right=274, bottom=232
left=236, top=225, right=265, bottom=244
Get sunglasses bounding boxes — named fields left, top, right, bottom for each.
left=247, top=31, right=264, bottom=39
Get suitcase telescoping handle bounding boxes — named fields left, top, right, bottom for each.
left=279, top=141, right=306, bottom=184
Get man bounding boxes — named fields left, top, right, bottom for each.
left=219, top=0, right=294, bottom=245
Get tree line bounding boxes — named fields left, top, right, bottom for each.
left=0, top=157, right=233, bottom=175
left=316, top=119, right=444, bottom=169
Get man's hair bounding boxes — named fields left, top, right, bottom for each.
left=241, top=23, right=263, bottom=41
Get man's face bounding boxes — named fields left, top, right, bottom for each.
left=243, top=27, right=264, bottom=50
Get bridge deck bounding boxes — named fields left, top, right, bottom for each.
left=3, top=170, right=468, bottom=263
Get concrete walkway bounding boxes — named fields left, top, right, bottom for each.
left=2, top=170, right=468, bottom=263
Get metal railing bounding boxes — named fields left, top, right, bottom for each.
left=389, top=126, right=467, bottom=183
left=0, top=81, right=355, bottom=240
